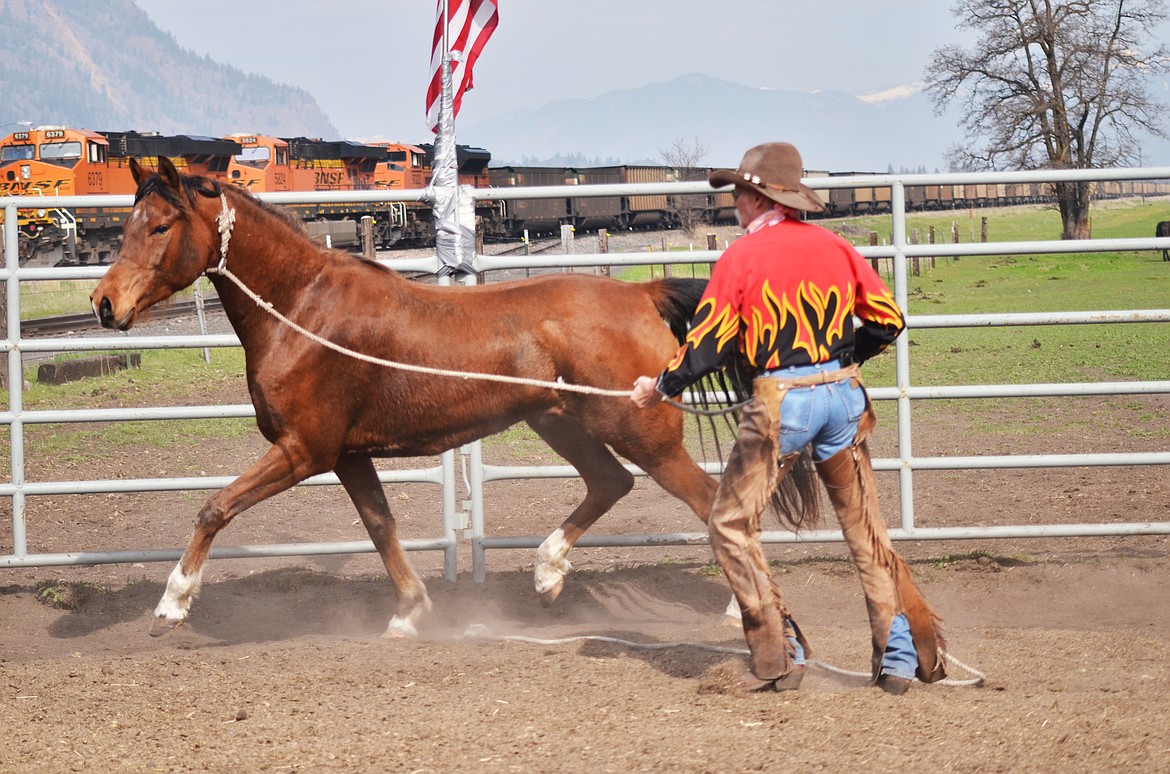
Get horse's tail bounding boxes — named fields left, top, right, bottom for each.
left=768, top=453, right=821, bottom=531
left=647, top=277, right=708, bottom=345
left=646, top=276, right=752, bottom=411
left=646, top=277, right=821, bottom=530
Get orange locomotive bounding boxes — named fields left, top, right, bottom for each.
left=0, top=126, right=492, bottom=265
left=0, top=127, right=239, bottom=264
left=219, top=134, right=495, bottom=248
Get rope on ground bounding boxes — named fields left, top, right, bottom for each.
left=209, top=265, right=742, bottom=416
left=462, top=624, right=986, bottom=688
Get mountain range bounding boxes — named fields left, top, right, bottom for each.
left=460, top=73, right=952, bottom=171
left=460, top=72, right=1170, bottom=173
left=0, top=0, right=336, bottom=139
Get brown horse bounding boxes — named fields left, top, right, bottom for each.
left=91, top=156, right=777, bottom=637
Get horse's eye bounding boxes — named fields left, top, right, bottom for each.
left=152, top=224, right=169, bottom=236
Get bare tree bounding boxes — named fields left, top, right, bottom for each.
left=925, top=0, right=1169, bottom=239
left=659, top=136, right=709, bottom=238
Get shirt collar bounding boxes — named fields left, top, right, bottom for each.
left=745, top=205, right=787, bottom=235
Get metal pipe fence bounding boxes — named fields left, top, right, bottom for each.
left=3, top=166, right=1170, bottom=582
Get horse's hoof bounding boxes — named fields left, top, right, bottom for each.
left=538, top=581, right=563, bottom=608
left=148, top=616, right=184, bottom=637
left=383, top=615, right=419, bottom=638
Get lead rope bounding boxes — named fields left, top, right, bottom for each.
left=461, top=624, right=986, bottom=688
left=206, top=194, right=742, bottom=415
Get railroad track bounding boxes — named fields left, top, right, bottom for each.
left=21, top=298, right=223, bottom=337
left=491, top=237, right=565, bottom=257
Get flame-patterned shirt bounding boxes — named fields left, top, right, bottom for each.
left=656, top=213, right=905, bottom=397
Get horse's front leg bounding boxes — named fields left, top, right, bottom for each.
left=528, top=414, right=635, bottom=605
left=151, top=442, right=320, bottom=636
left=334, top=455, right=432, bottom=637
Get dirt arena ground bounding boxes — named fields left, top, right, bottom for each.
left=2, top=332, right=1168, bottom=772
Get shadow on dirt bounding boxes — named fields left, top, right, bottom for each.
left=29, top=563, right=739, bottom=653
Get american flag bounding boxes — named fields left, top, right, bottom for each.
left=425, top=0, right=499, bottom=133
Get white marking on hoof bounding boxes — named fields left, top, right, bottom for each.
left=383, top=616, right=418, bottom=638
left=534, top=528, right=571, bottom=597
left=152, top=562, right=203, bottom=628
left=382, top=589, right=432, bottom=638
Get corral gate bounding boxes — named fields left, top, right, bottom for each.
left=3, top=167, right=1170, bottom=582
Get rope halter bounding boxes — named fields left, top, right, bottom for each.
left=212, top=192, right=237, bottom=274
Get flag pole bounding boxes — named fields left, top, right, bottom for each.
left=430, top=0, right=475, bottom=277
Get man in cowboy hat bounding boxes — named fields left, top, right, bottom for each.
left=631, top=142, right=947, bottom=694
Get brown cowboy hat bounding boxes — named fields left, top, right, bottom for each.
left=709, top=142, right=825, bottom=213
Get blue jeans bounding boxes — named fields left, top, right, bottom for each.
left=881, top=614, right=918, bottom=679
left=765, top=360, right=867, bottom=461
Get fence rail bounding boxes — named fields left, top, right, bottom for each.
left=3, top=166, right=1170, bottom=579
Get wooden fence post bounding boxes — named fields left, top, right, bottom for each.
left=560, top=224, right=574, bottom=273
left=359, top=216, right=375, bottom=259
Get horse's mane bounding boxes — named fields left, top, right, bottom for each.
left=134, top=170, right=220, bottom=208
left=135, top=171, right=309, bottom=236
left=229, top=186, right=309, bottom=234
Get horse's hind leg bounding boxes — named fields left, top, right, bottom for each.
left=526, top=412, right=637, bottom=605
left=152, top=442, right=319, bottom=636
left=334, top=454, right=432, bottom=637
left=608, top=408, right=718, bottom=524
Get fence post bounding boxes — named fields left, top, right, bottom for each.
left=560, top=225, right=574, bottom=273
left=360, top=216, right=375, bottom=260
left=981, top=216, right=989, bottom=243
left=869, top=231, right=879, bottom=273
left=929, top=225, right=937, bottom=268
left=706, top=233, right=717, bottom=251
left=911, top=229, right=920, bottom=277
left=598, top=230, right=610, bottom=276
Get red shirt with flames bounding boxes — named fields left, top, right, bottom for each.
left=656, top=215, right=905, bottom=398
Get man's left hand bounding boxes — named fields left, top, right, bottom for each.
left=630, top=376, right=664, bottom=408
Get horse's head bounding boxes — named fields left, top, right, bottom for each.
left=91, top=156, right=223, bottom=330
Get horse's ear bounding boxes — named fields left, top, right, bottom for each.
left=157, top=156, right=182, bottom=191
left=129, top=157, right=149, bottom=186
left=193, top=177, right=221, bottom=199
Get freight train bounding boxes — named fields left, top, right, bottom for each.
left=0, top=126, right=496, bottom=265
left=2, top=125, right=1168, bottom=267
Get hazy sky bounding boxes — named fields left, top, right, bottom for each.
left=135, top=0, right=1170, bottom=156
left=134, top=0, right=986, bottom=142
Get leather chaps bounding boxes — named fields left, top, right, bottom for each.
left=708, top=376, right=947, bottom=683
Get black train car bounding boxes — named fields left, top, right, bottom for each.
left=574, top=166, right=672, bottom=229
left=488, top=166, right=576, bottom=235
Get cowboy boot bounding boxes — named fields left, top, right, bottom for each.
left=816, top=442, right=947, bottom=686
left=708, top=384, right=810, bottom=688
